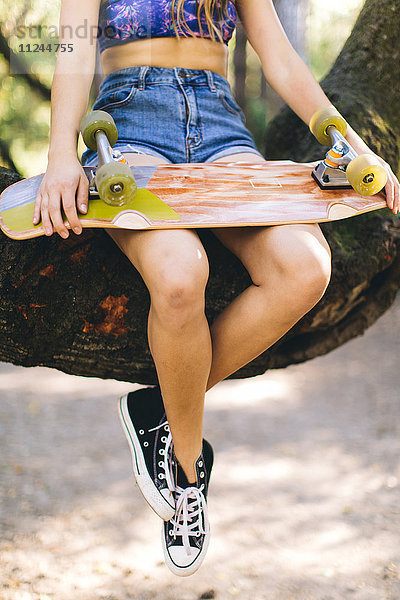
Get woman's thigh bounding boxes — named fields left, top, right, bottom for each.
left=106, top=153, right=209, bottom=295
left=209, top=152, right=331, bottom=285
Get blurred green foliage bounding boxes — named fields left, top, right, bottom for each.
left=0, top=0, right=363, bottom=177
left=0, top=0, right=59, bottom=174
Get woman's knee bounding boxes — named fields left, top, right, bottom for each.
left=149, top=255, right=210, bottom=318
left=278, top=228, right=332, bottom=301
left=254, top=225, right=331, bottom=301
left=107, top=227, right=210, bottom=315
left=296, top=247, right=332, bottom=302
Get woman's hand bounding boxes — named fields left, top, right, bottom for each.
left=345, top=126, right=400, bottom=214
left=373, top=155, right=400, bottom=215
left=33, top=157, right=89, bottom=238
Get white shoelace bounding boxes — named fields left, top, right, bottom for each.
left=148, top=422, right=175, bottom=492
left=170, top=485, right=209, bottom=555
left=148, top=421, right=209, bottom=554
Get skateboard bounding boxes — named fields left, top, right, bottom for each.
left=0, top=108, right=388, bottom=241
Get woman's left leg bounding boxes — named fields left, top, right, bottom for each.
left=205, top=153, right=332, bottom=391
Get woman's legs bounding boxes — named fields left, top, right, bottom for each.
left=204, top=152, right=332, bottom=390
left=107, top=154, right=211, bottom=483
left=109, top=152, right=331, bottom=477
left=206, top=221, right=331, bottom=389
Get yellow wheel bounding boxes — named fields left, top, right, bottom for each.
left=309, top=107, right=348, bottom=146
left=346, top=154, right=388, bottom=196
left=80, top=110, right=118, bottom=151
left=95, top=162, right=137, bottom=206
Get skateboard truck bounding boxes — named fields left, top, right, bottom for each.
left=312, top=126, right=357, bottom=190
left=310, top=107, right=388, bottom=196
left=80, top=110, right=137, bottom=206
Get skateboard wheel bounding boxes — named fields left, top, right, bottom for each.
left=80, top=110, right=118, bottom=151
left=309, top=107, right=348, bottom=146
left=346, top=154, right=388, bottom=196
left=95, top=161, right=137, bottom=206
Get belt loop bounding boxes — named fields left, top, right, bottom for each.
left=206, top=70, right=216, bottom=92
left=138, top=66, right=149, bottom=90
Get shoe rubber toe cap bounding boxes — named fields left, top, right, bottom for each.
left=168, top=544, right=201, bottom=568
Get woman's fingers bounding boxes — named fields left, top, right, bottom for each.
left=394, top=177, right=400, bottom=214
left=47, top=186, right=69, bottom=239
left=76, top=174, right=89, bottom=214
left=388, top=164, right=400, bottom=214
left=33, top=186, right=43, bottom=226
left=386, top=170, right=400, bottom=215
left=61, top=185, right=82, bottom=235
left=375, top=158, right=399, bottom=214
left=33, top=165, right=89, bottom=236
left=39, top=193, right=54, bottom=236
left=385, top=173, right=394, bottom=211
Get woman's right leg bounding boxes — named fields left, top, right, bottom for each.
left=106, top=154, right=212, bottom=483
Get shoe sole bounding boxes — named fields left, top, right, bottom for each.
left=118, top=394, right=175, bottom=521
left=161, top=526, right=210, bottom=577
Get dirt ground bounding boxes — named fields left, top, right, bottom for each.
left=1, top=294, right=399, bottom=600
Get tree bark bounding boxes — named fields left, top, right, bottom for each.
left=233, top=20, right=247, bottom=112
left=0, top=0, right=399, bottom=385
left=263, top=0, right=400, bottom=364
left=265, top=0, right=308, bottom=116
left=274, top=0, right=308, bottom=60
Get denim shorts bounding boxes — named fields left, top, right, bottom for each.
left=81, top=65, right=263, bottom=166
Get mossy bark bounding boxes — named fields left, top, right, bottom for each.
left=0, top=0, right=399, bottom=384
left=265, top=0, right=400, bottom=170
left=262, top=0, right=400, bottom=367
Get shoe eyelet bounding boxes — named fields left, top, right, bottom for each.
left=161, top=436, right=167, bottom=443
left=198, top=461, right=203, bottom=467
left=143, top=441, right=149, bottom=447
left=164, top=424, right=170, bottom=431
left=158, top=461, right=164, bottom=467
left=200, top=471, right=204, bottom=478
left=158, top=473, right=165, bottom=479
left=169, top=529, right=173, bottom=535
left=139, top=429, right=145, bottom=435
left=159, top=449, right=165, bottom=455
left=196, top=532, right=201, bottom=537
left=200, top=484, right=205, bottom=491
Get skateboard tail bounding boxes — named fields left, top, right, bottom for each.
left=0, top=188, right=182, bottom=239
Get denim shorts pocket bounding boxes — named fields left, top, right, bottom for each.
left=217, top=89, right=246, bottom=123
left=92, top=83, right=138, bottom=112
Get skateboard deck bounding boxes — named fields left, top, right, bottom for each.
left=0, top=160, right=387, bottom=240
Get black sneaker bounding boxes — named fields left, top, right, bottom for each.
left=118, top=386, right=175, bottom=521
left=162, top=439, right=214, bottom=577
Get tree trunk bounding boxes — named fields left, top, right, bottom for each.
left=274, top=0, right=307, bottom=60
left=233, top=20, right=247, bottom=112
left=263, top=0, right=400, bottom=365
left=0, top=0, right=399, bottom=385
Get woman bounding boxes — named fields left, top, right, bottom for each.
left=34, top=0, right=399, bottom=577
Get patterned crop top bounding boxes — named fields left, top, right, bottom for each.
left=97, top=0, right=237, bottom=52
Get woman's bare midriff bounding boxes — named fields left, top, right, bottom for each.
left=100, top=37, right=229, bottom=78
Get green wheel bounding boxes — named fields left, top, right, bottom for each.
left=95, top=161, right=137, bottom=206
left=309, top=107, right=348, bottom=146
left=346, top=154, right=388, bottom=196
left=80, top=110, right=118, bottom=151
